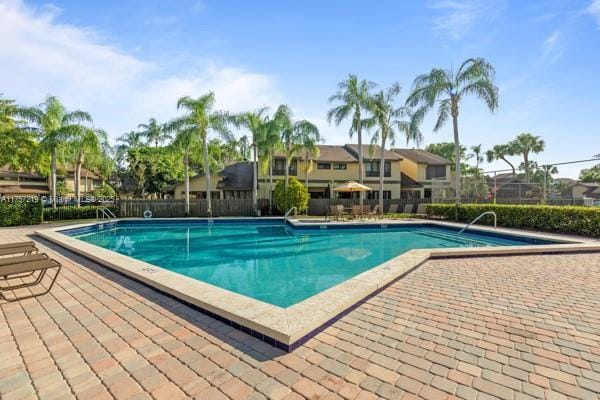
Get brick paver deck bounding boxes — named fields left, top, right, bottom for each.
left=1, top=226, right=599, bottom=400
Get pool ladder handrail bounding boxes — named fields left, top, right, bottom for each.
left=284, top=207, right=297, bottom=222
left=457, top=211, right=496, bottom=235
left=96, top=207, right=117, bottom=222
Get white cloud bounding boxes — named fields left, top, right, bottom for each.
left=541, top=31, right=565, bottom=64
left=427, top=0, right=505, bottom=40
left=586, top=0, right=600, bottom=28
left=0, top=0, right=282, bottom=140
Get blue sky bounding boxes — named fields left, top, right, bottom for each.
left=1, top=0, right=599, bottom=177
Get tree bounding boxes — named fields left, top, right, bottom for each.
left=256, top=115, right=282, bottom=214
left=0, top=95, right=39, bottom=171
left=406, top=58, right=499, bottom=203
left=166, top=121, right=201, bottom=215
left=510, top=133, right=545, bottom=183
left=486, top=144, right=517, bottom=176
left=234, top=108, right=269, bottom=215
left=237, top=135, right=251, bottom=160
left=273, top=177, right=309, bottom=214
left=303, top=139, right=320, bottom=189
left=169, top=93, right=233, bottom=217
left=365, top=83, right=421, bottom=214
left=275, top=105, right=320, bottom=191
left=470, top=144, right=483, bottom=169
left=21, top=96, right=92, bottom=207
left=426, top=142, right=467, bottom=170
left=68, top=127, right=106, bottom=206
left=126, top=147, right=183, bottom=197
left=580, top=164, right=600, bottom=183
left=327, top=74, right=376, bottom=208
left=138, top=118, right=170, bottom=147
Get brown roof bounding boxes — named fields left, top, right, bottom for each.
left=391, top=149, right=451, bottom=165
left=217, top=162, right=254, bottom=190
left=401, top=173, right=422, bottom=188
left=273, top=145, right=357, bottom=163
left=344, top=144, right=402, bottom=161
left=0, top=184, right=50, bottom=195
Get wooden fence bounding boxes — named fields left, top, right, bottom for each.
left=119, top=199, right=271, bottom=218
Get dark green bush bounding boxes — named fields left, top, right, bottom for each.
left=43, top=205, right=120, bottom=221
left=426, top=203, right=600, bottom=237
left=0, top=199, right=43, bottom=226
left=273, top=177, right=309, bottom=214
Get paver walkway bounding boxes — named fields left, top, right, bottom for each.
left=1, top=226, right=599, bottom=400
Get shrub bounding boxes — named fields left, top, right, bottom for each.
left=43, top=205, right=120, bottom=221
left=273, top=177, right=309, bottom=214
left=0, top=199, right=43, bottom=226
left=426, top=203, right=600, bottom=237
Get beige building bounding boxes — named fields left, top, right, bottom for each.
left=0, top=165, right=102, bottom=197
left=167, top=145, right=452, bottom=200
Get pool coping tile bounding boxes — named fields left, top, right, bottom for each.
left=36, top=218, right=600, bottom=351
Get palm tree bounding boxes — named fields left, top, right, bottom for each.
left=303, top=140, right=320, bottom=189
left=275, top=105, right=320, bottom=190
left=21, top=96, right=92, bottom=207
left=138, top=118, right=170, bottom=147
left=68, top=127, right=106, bottom=206
left=168, top=93, right=233, bottom=217
left=470, top=144, right=483, bottom=169
left=486, top=144, right=517, bottom=176
left=256, top=115, right=282, bottom=214
left=511, top=133, right=545, bottom=182
left=406, top=58, right=499, bottom=203
left=234, top=108, right=269, bottom=215
left=166, top=123, right=201, bottom=216
left=327, top=74, right=376, bottom=206
left=365, top=83, right=422, bottom=214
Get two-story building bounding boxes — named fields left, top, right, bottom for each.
left=166, top=145, right=451, bottom=201
left=0, top=165, right=102, bottom=197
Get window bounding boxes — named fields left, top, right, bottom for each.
left=333, top=163, right=347, bottom=170
left=273, top=158, right=297, bottom=176
left=317, top=163, right=331, bottom=170
left=426, top=165, right=446, bottom=180
left=367, top=191, right=391, bottom=199
left=364, top=161, right=391, bottom=177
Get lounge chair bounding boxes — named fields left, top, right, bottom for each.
left=387, top=204, right=399, bottom=215
left=0, top=253, right=61, bottom=302
left=416, top=204, right=428, bottom=215
left=0, top=242, right=38, bottom=257
left=403, top=204, right=415, bottom=214
left=327, top=205, right=347, bottom=221
left=366, top=205, right=381, bottom=219
left=362, top=205, right=372, bottom=219
left=351, top=205, right=363, bottom=220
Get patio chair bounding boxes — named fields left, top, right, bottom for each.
left=0, top=242, right=38, bottom=257
left=0, top=253, right=62, bottom=302
left=351, top=205, right=363, bottom=220
left=416, top=203, right=428, bottom=215
left=403, top=204, right=415, bottom=214
left=386, top=204, right=399, bottom=215
left=327, top=205, right=347, bottom=221
left=336, top=205, right=348, bottom=220
left=362, top=205, right=372, bottom=219
left=366, top=205, right=381, bottom=219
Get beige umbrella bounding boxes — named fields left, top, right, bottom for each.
left=332, top=180, right=373, bottom=193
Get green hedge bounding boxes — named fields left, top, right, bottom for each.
left=0, top=200, right=43, bottom=226
left=43, top=205, right=120, bottom=221
left=426, top=204, right=600, bottom=237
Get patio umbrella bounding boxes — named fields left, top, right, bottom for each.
left=332, top=180, right=373, bottom=193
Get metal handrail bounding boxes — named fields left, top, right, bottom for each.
left=284, top=207, right=297, bottom=222
left=457, top=211, right=497, bottom=235
left=96, top=207, right=117, bottom=221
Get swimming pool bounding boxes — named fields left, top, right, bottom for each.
left=63, top=220, right=556, bottom=308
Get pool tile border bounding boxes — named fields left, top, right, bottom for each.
left=36, top=218, right=600, bottom=351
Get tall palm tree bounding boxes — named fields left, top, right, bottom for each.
left=365, top=83, right=422, bottom=214
left=234, top=108, right=269, bottom=215
left=303, top=141, right=320, bottom=189
left=406, top=58, right=499, bottom=203
left=166, top=123, right=201, bottom=216
left=168, top=93, right=233, bottom=217
left=256, top=115, right=282, bottom=214
left=138, top=118, right=170, bottom=147
left=486, top=144, right=517, bottom=176
left=21, top=96, right=92, bottom=207
left=511, top=133, right=545, bottom=182
left=327, top=74, right=376, bottom=206
left=68, top=127, right=106, bottom=206
left=275, top=105, right=320, bottom=190
left=470, top=144, right=483, bottom=169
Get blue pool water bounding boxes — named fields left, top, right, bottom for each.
left=64, top=221, right=555, bottom=307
